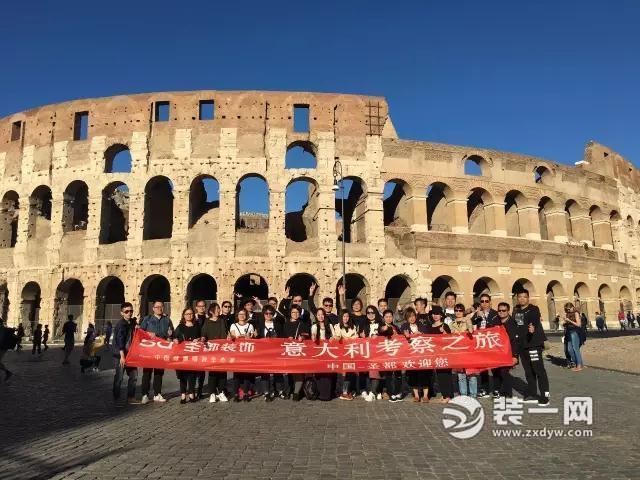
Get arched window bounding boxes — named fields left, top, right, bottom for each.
left=383, top=180, right=410, bottom=227
left=28, top=186, right=52, bottom=239
left=464, top=155, right=488, bottom=176
left=467, top=188, right=493, bottom=234
left=104, top=144, right=132, bottom=173
left=140, top=274, right=171, bottom=318
left=236, top=175, right=269, bottom=230
left=427, top=182, right=453, bottom=232
left=143, top=176, right=173, bottom=240
left=335, top=177, right=367, bottom=243
left=100, top=182, right=129, bottom=244
left=189, top=175, right=220, bottom=228
left=0, top=191, right=19, bottom=248
left=285, top=177, right=319, bottom=242
left=186, top=274, right=218, bottom=307
left=534, top=166, right=551, bottom=184
left=95, top=276, right=125, bottom=333
left=285, top=142, right=316, bottom=169
left=62, top=181, right=89, bottom=233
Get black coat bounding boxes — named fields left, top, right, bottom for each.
left=255, top=316, right=285, bottom=339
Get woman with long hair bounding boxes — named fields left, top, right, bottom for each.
left=334, top=309, right=358, bottom=400
left=563, top=303, right=585, bottom=372
left=379, top=309, right=402, bottom=402
left=311, top=307, right=334, bottom=401
left=200, top=302, right=229, bottom=403
left=229, top=309, right=257, bottom=402
left=173, top=307, right=202, bottom=404
left=400, top=307, right=430, bottom=403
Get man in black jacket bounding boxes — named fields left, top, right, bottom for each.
left=513, top=289, right=550, bottom=406
left=492, top=302, right=519, bottom=398
left=112, top=302, right=139, bottom=403
left=194, top=300, right=209, bottom=399
left=472, top=293, right=500, bottom=397
left=278, top=288, right=311, bottom=326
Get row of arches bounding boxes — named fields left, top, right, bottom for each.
left=383, top=179, right=618, bottom=247
left=1, top=176, right=622, bottom=249
left=7, top=273, right=633, bottom=338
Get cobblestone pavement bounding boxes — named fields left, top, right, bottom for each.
left=0, top=344, right=638, bottom=480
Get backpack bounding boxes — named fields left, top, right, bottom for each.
left=303, top=377, right=319, bottom=400
left=1, top=327, right=18, bottom=351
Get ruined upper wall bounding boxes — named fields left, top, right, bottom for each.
left=0, top=90, right=390, bottom=174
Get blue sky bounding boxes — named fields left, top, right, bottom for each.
left=1, top=0, right=638, bottom=213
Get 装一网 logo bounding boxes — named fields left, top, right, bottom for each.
left=442, top=396, right=485, bottom=439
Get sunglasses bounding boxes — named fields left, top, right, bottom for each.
left=366, top=311, right=376, bottom=315
left=323, top=303, right=333, bottom=307
left=454, top=309, right=464, bottom=312
left=122, top=309, right=133, bottom=314
left=264, top=312, right=273, bottom=316
left=498, top=309, right=508, bottom=313
left=222, top=305, right=231, bottom=308
left=480, top=299, right=490, bottom=303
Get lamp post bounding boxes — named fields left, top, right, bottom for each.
left=332, top=159, right=346, bottom=296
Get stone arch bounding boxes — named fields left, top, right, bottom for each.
left=186, top=274, right=218, bottom=307
left=285, top=141, right=317, bottom=169
left=236, top=174, right=269, bottom=230
left=20, top=281, right=41, bottom=336
left=472, top=277, right=501, bottom=303
left=546, top=280, right=566, bottom=326
left=538, top=196, right=557, bottom=241
left=189, top=175, right=220, bottom=228
left=385, top=274, right=414, bottom=310
left=335, top=176, right=367, bottom=243
left=54, top=279, right=84, bottom=339
left=467, top=187, right=494, bottom=234
left=511, top=278, right=536, bottom=306
left=285, top=273, right=319, bottom=309
left=597, top=283, right=614, bottom=321
left=28, top=185, right=52, bottom=239
left=431, top=275, right=460, bottom=304
left=564, top=199, right=578, bottom=240
left=62, top=180, right=89, bottom=233
left=139, top=274, right=171, bottom=318
left=0, top=191, right=19, bottom=248
left=619, top=285, right=632, bottom=312
left=504, top=190, right=527, bottom=237
left=285, top=176, right=319, bottom=242
left=573, top=282, right=590, bottom=317
left=95, top=276, right=125, bottom=334
left=463, top=154, right=490, bottom=177
left=104, top=144, right=132, bottom=173
left=0, top=283, right=9, bottom=323
left=383, top=179, right=412, bottom=227
left=234, top=273, right=269, bottom=307
left=589, top=205, right=612, bottom=248
left=143, top=176, right=174, bottom=240
left=336, top=273, right=370, bottom=308
left=99, top=182, right=129, bottom=244
left=427, top=182, right=454, bottom=232
left=534, top=165, right=552, bottom=184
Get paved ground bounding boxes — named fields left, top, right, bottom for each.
left=0, top=338, right=638, bottom=480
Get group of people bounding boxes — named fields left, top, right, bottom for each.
left=111, top=284, right=553, bottom=407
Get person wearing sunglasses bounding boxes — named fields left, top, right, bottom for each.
left=219, top=301, right=235, bottom=331
left=424, top=306, right=453, bottom=403
left=308, top=282, right=338, bottom=326
left=255, top=305, right=284, bottom=401
left=201, top=302, right=230, bottom=403
left=493, top=302, right=519, bottom=398
left=112, top=302, right=140, bottom=404
left=471, top=293, right=499, bottom=398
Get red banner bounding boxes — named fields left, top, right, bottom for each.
left=125, top=327, right=513, bottom=373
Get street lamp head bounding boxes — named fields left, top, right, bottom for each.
left=332, top=180, right=339, bottom=192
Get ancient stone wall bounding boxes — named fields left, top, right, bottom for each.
left=0, top=90, right=636, bottom=336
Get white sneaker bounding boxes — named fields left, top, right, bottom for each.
left=376, top=393, right=383, bottom=400
left=365, top=392, right=374, bottom=402
left=141, top=395, right=150, bottom=405
left=217, top=392, right=228, bottom=402
left=209, top=394, right=217, bottom=403
left=153, top=394, right=167, bottom=403
left=360, top=391, right=368, bottom=400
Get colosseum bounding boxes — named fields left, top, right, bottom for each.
left=0, top=90, right=638, bottom=338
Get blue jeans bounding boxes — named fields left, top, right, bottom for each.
left=457, top=373, right=477, bottom=397
left=113, top=357, right=138, bottom=399
left=567, top=330, right=583, bottom=366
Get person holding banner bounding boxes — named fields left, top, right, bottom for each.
left=201, top=302, right=230, bottom=403
left=424, top=306, right=453, bottom=403
left=361, top=305, right=383, bottom=401
left=334, top=310, right=359, bottom=400
left=173, top=308, right=202, bottom=404
left=140, top=301, right=173, bottom=404
left=450, top=303, right=476, bottom=398
left=379, top=309, right=402, bottom=402
left=493, top=302, right=519, bottom=398
left=255, top=304, right=284, bottom=402
left=229, top=309, right=256, bottom=402
left=282, top=305, right=310, bottom=401
left=311, top=308, right=334, bottom=401
left=401, top=307, right=431, bottom=403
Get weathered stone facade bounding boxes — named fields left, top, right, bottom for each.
left=0, top=90, right=638, bottom=337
